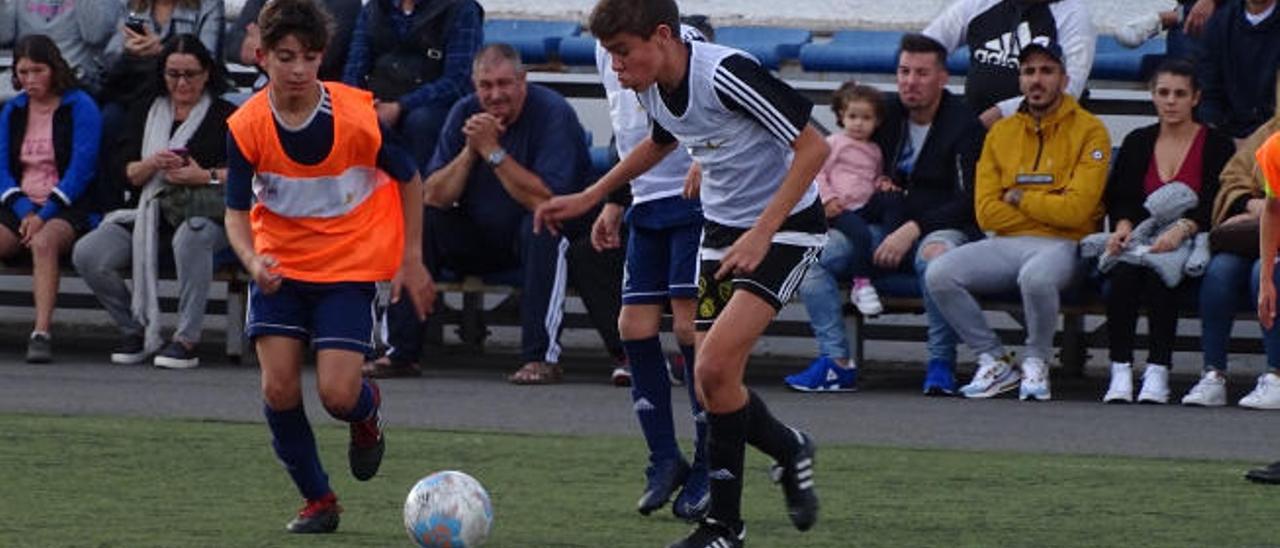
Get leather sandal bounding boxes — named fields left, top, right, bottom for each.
left=508, top=361, right=563, bottom=385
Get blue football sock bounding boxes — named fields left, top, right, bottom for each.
left=332, top=380, right=376, bottom=423
left=681, top=344, right=707, bottom=470
left=264, top=403, right=331, bottom=501
left=624, top=336, right=680, bottom=462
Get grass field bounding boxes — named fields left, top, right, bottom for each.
left=1, top=414, right=1278, bottom=547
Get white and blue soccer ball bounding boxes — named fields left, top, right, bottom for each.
left=403, top=470, right=493, bottom=548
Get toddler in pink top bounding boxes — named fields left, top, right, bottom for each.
left=817, top=82, right=905, bottom=316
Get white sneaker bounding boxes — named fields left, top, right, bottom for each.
left=1019, top=357, right=1051, bottom=401
left=1115, top=12, right=1162, bottom=47
left=960, top=353, right=1020, bottom=399
left=1239, top=373, right=1280, bottom=410
left=849, top=282, right=883, bottom=316
left=1181, top=369, right=1227, bottom=407
left=1137, top=364, right=1170, bottom=404
left=1103, top=362, right=1133, bottom=403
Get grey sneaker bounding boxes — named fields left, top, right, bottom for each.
left=26, top=332, right=51, bottom=363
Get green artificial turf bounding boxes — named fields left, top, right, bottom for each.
left=0, top=414, right=1276, bottom=547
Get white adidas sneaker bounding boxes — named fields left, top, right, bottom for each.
left=1103, top=362, right=1133, bottom=403
left=1181, top=369, right=1227, bottom=407
left=1239, top=373, right=1280, bottom=410
left=1137, top=364, right=1170, bottom=404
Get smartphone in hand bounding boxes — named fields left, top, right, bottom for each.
left=169, top=147, right=190, bottom=165
left=125, top=15, right=147, bottom=34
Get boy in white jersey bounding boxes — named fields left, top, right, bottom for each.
left=536, top=0, right=828, bottom=545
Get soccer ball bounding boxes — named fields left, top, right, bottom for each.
left=403, top=470, right=493, bottom=548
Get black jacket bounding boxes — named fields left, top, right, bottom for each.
left=1197, top=0, right=1280, bottom=138
left=1104, top=123, right=1236, bottom=229
left=872, top=90, right=987, bottom=238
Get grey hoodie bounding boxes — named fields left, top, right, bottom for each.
left=0, top=0, right=125, bottom=95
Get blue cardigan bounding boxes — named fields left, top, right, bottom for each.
left=0, top=89, right=102, bottom=223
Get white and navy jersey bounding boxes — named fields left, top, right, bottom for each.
left=596, top=24, right=704, bottom=204
left=636, top=41, right=820, bottom=231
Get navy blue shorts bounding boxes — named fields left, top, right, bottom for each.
left=246, top=280, right=378, bottom=354
left=623, top=221, right=701, bottom=305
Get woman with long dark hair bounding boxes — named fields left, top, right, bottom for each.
left=0, top=34, right=103, bottom=363
left=74, top=34, right=236, bottom=369
left=1100, top=58, right=1234, bottom=404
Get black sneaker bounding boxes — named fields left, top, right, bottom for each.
left=769, top=429, right=819, bottom=531
left=349, top=380, right=385, bottom=481
left=638, top=457, right=690, bottom=515
left=25, top=332, right=51, bottom=364
left=153, top=341, right=199, bottom=369
left=1246, top=461, right=1280, bottom=484
left=110, top=334, right=149, bottom=364
left=285, top=492, right=341, bottom=533
left=667, top=518, right=744, bottom=548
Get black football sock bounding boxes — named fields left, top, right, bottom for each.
left=705, top=404, right=748, bottom=528
left=744, top=389, right=801, bottom=463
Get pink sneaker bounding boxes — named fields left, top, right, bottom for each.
left=849, top=278, right=883, bottom=316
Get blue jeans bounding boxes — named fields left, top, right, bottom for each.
left=800, top=226, right=961, bottom=361
left=1199, top=253, right=1280, bottom=370
left=914, top=230, right=972, bottom=363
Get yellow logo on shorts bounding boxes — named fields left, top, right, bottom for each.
left=718, top=280, right=733, bottom=302
left=700, top=297, right=716, bottom=318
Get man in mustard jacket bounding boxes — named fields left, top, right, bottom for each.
left=924, top=42, right=1110, bottom=402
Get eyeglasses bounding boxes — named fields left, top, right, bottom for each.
left=164, top=69, right=206, bottom=82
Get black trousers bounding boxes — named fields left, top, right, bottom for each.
left=1105, top=263, right=1180, bottom=365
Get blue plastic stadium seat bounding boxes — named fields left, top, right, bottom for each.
left=946, top=46, right=970, bottom=74
left=716, top=26, right=813, bottom=69
left=558, top=35, right=598, bottom=67
left=798, top=30, right=904, bottom=74
left=1091, top=36, right=1166, bottom=81
left=484, top=19, right=581, bottom=64
left=589, top=146, right=616, bottom=181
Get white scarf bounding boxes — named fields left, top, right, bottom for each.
left=102, top=94, right=211, bottom=353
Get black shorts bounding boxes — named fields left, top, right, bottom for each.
left=0, top=206, right=91, bottom=237
left=694, top=201, right=826, bottom=331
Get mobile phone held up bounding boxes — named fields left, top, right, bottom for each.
left=125, top=14, right=147, bottom=35
left=169, top=147, right=190, bottom=165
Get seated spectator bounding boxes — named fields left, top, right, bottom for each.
left=0, top=0, right=124, bottom=96
left=225, top=0, right=361, bottom=84
left=924, top=0, right=1095, bottom=128
left=1187, top=80, right=1280, bottom=408
left=786, top=34, right=985, bottom=395
left=1197, top=0, right=1280, bottom=140
left=101, top=0, right=224, bottom=110
left=925, top=43, right=1110, bottom=402
left=0, top=35, right=103, bottom=363
left=371, top=44, right=612, bottom=384
left=1095, top=59, right=1234, bottom=404
left=72, top=34, right=235, bottom=370
left=342, top=0, right=484, bottom=171
left=815, top=82, right=904, bottom=318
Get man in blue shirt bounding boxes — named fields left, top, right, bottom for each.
left=342, top=0, right=484, bottom=170
left=374, top=44, right=617, bottom=383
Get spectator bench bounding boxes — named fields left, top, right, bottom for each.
left=0, top=259, right=250, bottom=362
left=425, top=274, right=1266, bottom=375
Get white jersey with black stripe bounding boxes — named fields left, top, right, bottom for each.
left=635, top=41, right=819, bottom=228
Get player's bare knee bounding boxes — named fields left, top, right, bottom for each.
left=618, top=306, right=661, bottom=340
left=261, top=379, right=302, bottom=410
left=318, top=385, right=359, bottom=417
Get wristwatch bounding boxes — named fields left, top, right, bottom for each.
left=486, top=148, right=507, bottom=168
left=208, top=169, right=220, bottom=185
